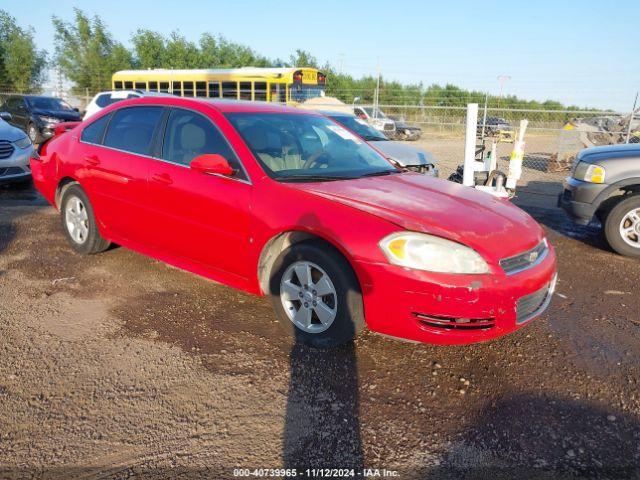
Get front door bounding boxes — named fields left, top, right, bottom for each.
left=147, top=107, right=252, bottom=280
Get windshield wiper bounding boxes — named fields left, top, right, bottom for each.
left=359, top=170, right=401, bottom=178
left=278, top=174, right=357, bottom=182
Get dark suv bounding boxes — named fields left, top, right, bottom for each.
left=559, top=144, right=640, bottom=257
left=0, top=94, right=81, bottom=144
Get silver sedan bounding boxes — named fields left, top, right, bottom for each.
left=0, top=112, right=34, bottom=186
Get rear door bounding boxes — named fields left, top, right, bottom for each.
left=146, top=107, right=253, bottom=279
left=80, top=106, right=165, bottom=244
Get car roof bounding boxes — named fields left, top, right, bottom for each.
left=111, top=96, right=316, bottom=115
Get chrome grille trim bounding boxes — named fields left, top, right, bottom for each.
left=0, top=140, right=14, bottom=159
left=500, top=239, right=549, bottom=275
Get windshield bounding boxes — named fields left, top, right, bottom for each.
left=289, top=85, right=325, bottom=103
left=364, top=107, right=387, bottom=119
left=329, top=114, right=388, bottom=141
left=225, top=112, right=397, bottom=181
left=27, top=96, right=75, bottom=112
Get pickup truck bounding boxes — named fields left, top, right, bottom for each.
left=559, top=144, right=640, bottom=257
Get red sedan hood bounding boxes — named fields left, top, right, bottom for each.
left=292, top=173, right=544, bottom=262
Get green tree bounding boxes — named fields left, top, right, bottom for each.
left=52, top=8, right=132, bottom=94
left=0, top=10, right=47, bottom=92
left=163, top=32, right=200, bottom=69
left=131, top=29, right=166, bottom=69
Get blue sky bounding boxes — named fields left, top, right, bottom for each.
left=3, top=0, right=639, bottom=111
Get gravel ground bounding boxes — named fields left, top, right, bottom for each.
left=0, top=175, right=639, bottom=479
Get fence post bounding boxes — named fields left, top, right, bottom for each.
left=463, top=103, right=479, bottom=187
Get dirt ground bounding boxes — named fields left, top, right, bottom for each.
left=1, top=166, right=639, bottom=479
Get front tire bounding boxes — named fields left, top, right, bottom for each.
left=604, top=194, right=640, bottom=258
left=60, top=184, right=110, bottom=254
left=269, top=241, right=365, bottom=348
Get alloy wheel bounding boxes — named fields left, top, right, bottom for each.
left=65, top=196, right=89, bottom=244
left=280, top=260, right=338, bottom=334
left=619, top=208, right=640, bottom=249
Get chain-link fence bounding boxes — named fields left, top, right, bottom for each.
left=1, top=87, right=636, bottom=206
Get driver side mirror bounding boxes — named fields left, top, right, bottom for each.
left=190, top=154, right=235, bottom=177
left=0, top=111, right=11, bottom=122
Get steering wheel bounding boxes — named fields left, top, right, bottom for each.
left=302, top=151, right=332, bottom=170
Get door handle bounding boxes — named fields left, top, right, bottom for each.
left=151, top=173, right=173, bottom=186
left=84, top=154, right=100, bottom=166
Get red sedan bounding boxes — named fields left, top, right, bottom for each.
left=31, top=97, right=557, bottom=348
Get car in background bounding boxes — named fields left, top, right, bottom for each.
left=0, top=111, right=34, bottom=186
left=32, top=97, right=556, bottom=348
left=0, top=94, right=81, bottom=144
left=477, top=116, right=513, bottom=140
left=559, top=144, right=640, bottom=258
left=83, top=90, right=171, bottom=120
left=83, top=90, right=144, bottom=120
left=354, top=106, right=396, bottom=136
left=389, top=116, right=422, bottom=141
left=322, top=110, right=437, bottom=176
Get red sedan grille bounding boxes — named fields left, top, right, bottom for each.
left=413, top=313, right=495, bottom=331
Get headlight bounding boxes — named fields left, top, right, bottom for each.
left=13, top=136, right=32, bottom=149
left=379, top=232, right=490, bottom=274
left=573, top=162, right=605, bottom=183
left=39, top=116, right=61, bottom=124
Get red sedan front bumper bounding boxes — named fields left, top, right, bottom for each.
left=357, top=246, right=557, bottom=345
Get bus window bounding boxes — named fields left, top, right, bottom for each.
left=222, top=82, right=237, bottom=99
left=270, top=85, right=285, bottom=103
left=135, top=82, right=146, bottom=91
left=196, top=81, right=207, bottom=97
left=124, top=81, right=133, bottom=90
left=172, top=81, right=182, bottom=96
left=159, top=82, right=170, bottom=93
left=149, top=81, right=158, bottom=91
left=208, top=82, right=220, bottom=98
left=183, top=81, right=194, bottom=97
left=114, top=81, right=123, bottom=90
left=239, top=82, right=252, bottom=101
left=254, top=82, right=267, bottom=101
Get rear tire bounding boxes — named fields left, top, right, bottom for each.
left=269, top=240, right=365, bottom=348
left=60, top=184, right=110, bottom=254
left=604, top=194, right=640, bottom=258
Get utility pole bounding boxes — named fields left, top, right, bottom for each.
left=625, top=92, right=638, bottom=143
left=338, top=53, right=345, bottom=75
left=374, top=57, right=381, bottom=119
left=497, top=74, right=511, bottom=109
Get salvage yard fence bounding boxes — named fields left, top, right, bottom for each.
left=2, top=88, right=635, bottom=201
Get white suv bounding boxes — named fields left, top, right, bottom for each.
left=83, top=91, right=144, bottom=120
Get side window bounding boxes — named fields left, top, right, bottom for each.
left=239, top=82, right=252, bottom=101
left=149, top=81, right=158, bottom=91
left=161, top=108, right=246, bottom=179
left=135, top=82, right=146, bottom=91
left=81, top=113, right=112, bottom=144
left=103, top=106, right=163, bottom=156
left=95, top=94, right=111, bottom=108
left=159, top=82, right=170, bottom=93
left=114, top=81, right=123, bottom=89
left=183, top=81, right=194, bottom=97
left=172, top=81, right=182, bottom=96
left=254, top=82, right=267, bottom=101
left=208, top=82, right=220, bottom=98
left=124, top=81, right=133, bottom=89
left=196, top=81, right=207, bottom=97
left=221, top=82, right=237, bottom=99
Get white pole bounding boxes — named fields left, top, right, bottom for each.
left=625, top=92, right=638, bottom=143
left=463, top=103, right=479, bottom=187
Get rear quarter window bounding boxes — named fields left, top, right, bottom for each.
left=81, top=113, right=112, bottom=144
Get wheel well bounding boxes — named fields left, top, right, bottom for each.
left=55, top=177, right=79, bottom=208
left=257, top=231, right=350, bottom=295
left=595, top=185, right=640, bottom=219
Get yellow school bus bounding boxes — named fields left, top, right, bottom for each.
left=111, top=67, right=326, bottom=103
